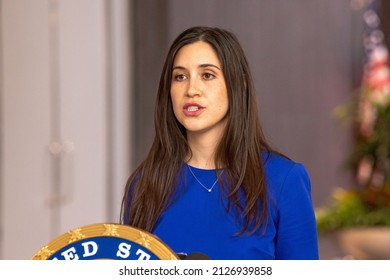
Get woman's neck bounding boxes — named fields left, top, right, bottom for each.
left=186, top=131, right=220, bottom=169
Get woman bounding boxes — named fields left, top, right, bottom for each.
left=121, top=26, right=319, bottom=260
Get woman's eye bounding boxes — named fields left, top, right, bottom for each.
left=174, top=74, right=186, bottom=81
left=203, top=72, right=215, bottom=80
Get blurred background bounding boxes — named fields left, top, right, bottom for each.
left=0, top=0, right=389, bottom=259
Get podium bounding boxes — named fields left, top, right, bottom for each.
left=32, top=223, right=179, bottom=260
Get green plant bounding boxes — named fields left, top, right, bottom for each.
left=316, top=42, right=390, bottom=233
left=316, top=188, right=390, bottom=233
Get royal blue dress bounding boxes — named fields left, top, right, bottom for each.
left=150, top=153, right=319, bottom=260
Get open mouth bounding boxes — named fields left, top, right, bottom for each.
left=183, top=103, right=204, bottom=115
left=187, top=105, right=200, bottom=112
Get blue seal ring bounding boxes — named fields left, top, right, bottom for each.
left=32, top=223, right=179, bottom=260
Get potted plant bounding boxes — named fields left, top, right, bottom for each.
left=315, top=43, right=390, bottom=259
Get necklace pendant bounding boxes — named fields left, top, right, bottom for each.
left=187, top=164, right=220, bottom=193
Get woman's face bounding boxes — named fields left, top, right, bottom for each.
left=170, top=41, right=229, bottom=139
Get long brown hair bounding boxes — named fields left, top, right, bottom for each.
left=121, top=26, right=276, bottom=235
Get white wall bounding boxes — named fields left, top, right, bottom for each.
left=0, top=0, right=132, bottom=259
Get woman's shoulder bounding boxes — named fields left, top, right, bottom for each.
left=262, top=151, right=311, bottom=194
left=262, top=151, right=303, bottom=172
left=262, top=151, right=291, bottom=166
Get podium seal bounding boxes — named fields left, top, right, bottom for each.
left=32, top=223, right=179, bottom=260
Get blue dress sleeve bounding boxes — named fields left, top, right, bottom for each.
left=273, top=163, right=319, bottom=259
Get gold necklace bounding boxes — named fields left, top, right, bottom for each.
left=187, top=164, right=220, bottom=193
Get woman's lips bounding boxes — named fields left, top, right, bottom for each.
left=183, top=103, right=205, bottom=116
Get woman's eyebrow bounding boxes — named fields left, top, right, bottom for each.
left=172, top=63, right=221, bottom=70
left=199, top=63, right=221, bottom=70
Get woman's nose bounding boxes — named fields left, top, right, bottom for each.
left=187, top=78, right=202, bottom=97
